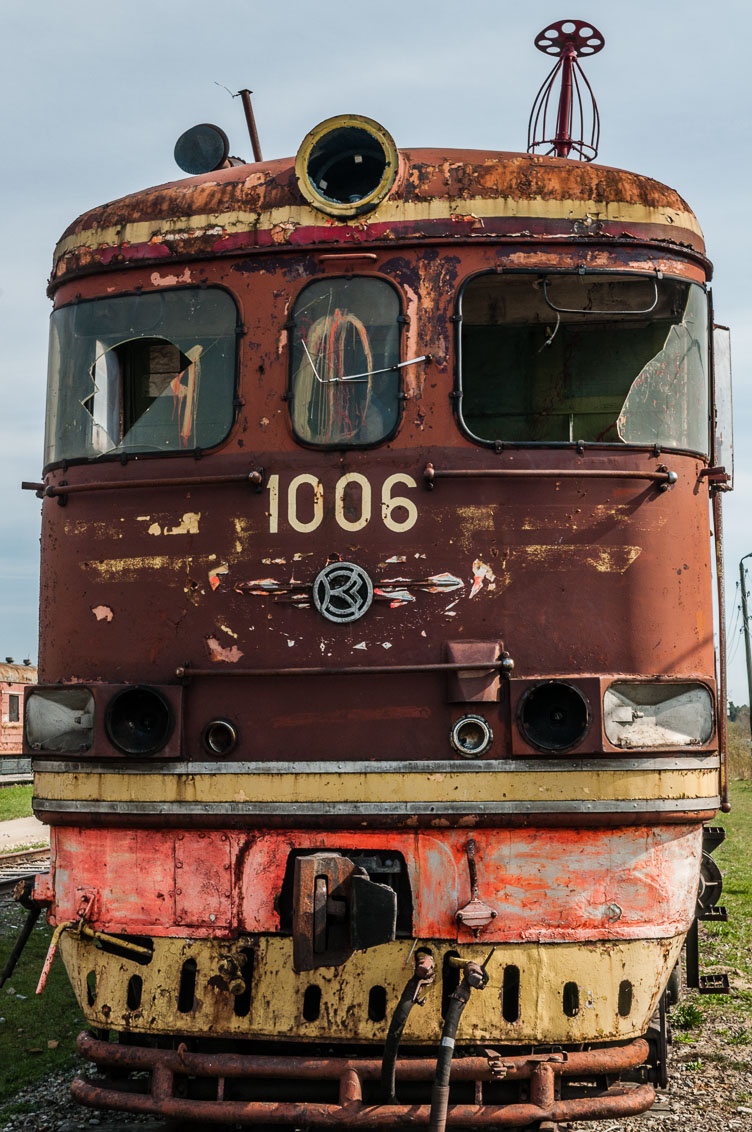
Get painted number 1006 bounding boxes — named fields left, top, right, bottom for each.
left=266, top=473, right=418, bottom=534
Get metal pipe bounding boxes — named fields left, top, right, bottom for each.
left=739, top=549, right=752, bottom=752
left=76, top=1030, right=650, bottom=1079
left=42, top=469, right=264, bottom=499
left=0, top=905, right=40, bottom=987
left=177, top=660, right=509, bottom=679
left=554, top=46, right=576, bottom=157
left=238, top=89, right=263, bottom=163
left=424, top=463, right=676, bottom=485
left=713, top=490, right=729, bottom=810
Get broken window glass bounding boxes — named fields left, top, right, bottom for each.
left=459, top=273, right=708, bottom=452
left=45, top=288, right=237, bottom=466
left=290, top=277, right=401, bottom=446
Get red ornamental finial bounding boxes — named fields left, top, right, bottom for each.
left=527, top=19, right=605, bottom=162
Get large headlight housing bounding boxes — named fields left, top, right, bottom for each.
left=518, top=680, right=591, bottom=752
left=604, top=682, right=713, bottom=748
left=295, top=114, right=399, bottom=218
left=105, top=686, right=174, bottom=757
left=25, top=687, right=94, bottom=752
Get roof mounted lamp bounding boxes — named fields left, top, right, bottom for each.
left=527, top=18, right=604, bottom=161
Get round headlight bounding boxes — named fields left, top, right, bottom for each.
left=450, top=714, right=494, bottom=758
left=105, top=686, right=173, bottom=757
left=295, top=114, right=399, bottom=218
left=518, top=681, right=590, bottom=752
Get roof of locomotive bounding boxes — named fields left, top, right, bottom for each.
left=50, top=149, right=706, bottom=289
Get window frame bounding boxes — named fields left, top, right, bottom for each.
left=287, top=274, right=405, bottom=451
left=43, top=284, right=241, bottom=474
left=453, top=267, right=712, bottom=457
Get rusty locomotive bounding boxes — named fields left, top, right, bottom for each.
left=17, top=18, right=734, bottom=1130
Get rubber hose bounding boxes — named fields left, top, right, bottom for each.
left=429, top=996, right=466, bottom=1132
left=380, top=980, right=418, bottom=1102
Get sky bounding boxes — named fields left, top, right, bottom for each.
left=1, top=0, right=751, bottom=700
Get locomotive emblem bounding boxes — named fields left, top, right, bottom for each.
left=312, top=562, right=373, bottom=623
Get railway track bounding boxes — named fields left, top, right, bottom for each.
left=0, top=847, right=49, bottom=898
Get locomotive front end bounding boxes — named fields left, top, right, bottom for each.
left=21, top=47, right=732, bottom=1131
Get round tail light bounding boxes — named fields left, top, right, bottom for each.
left=105, top=686, right=173, bottom=756
left=450, top=714, right=494, bottom=758
left=203, top=719, right=238, bottom=757
left=518, top=681, right=590, bottom=751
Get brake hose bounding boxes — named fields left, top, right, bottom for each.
left=429, top=960, right=488, bottom=1132
left=380, top=952, right=435, bottom=1103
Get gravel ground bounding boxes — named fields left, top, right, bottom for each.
left=580, top=1003, right=752, bottom=1132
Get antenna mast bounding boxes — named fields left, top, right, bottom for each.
left=527, top=19, right=604, bottom=162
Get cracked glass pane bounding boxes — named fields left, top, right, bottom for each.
left=45, top=289, right=236, bottom=465
left=459, top=273, right=708, bottom=452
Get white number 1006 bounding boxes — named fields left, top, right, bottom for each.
left=266, top=473, right=418, bottom=534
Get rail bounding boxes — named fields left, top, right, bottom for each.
left=22, top=469, right=264, bottom=499
left=177, top=659, right=513, bottom=680
left=423, top=462, right=677, bottom=488
left=22, top=460, right=679, bottom=501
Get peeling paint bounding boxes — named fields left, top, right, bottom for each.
left=470, top=558, right=497, bottom=598
left=206, top=637, right=244, bottom=664
left=208, top=562, right=229, bottom=591
left=91, top=605, right=113, bottom=622
left=149, top=267, right=191, bottom=287
left=424, top=573, right=464, bottom=593
left=165, top=513, right=201, bottom=536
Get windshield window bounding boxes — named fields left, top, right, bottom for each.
left=290, top=277, right=401, bottom=447
left=459, top=274, right=708, bottom=452
left=45, top=288, right=237, bottom=466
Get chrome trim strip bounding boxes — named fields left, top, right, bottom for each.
left=32, top=756, right=720, bottom=776
left=34, top=797, right=721, bottom=816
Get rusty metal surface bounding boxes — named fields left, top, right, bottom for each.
left=37, top=236, right=717, bottom=777
left=45, top=824, right=702, bottom=942
left=0, top=664, right=36, bottom=684
left=50, top=150, right=707, bottom=289
left=72, top=1032, right=654, bottom=1126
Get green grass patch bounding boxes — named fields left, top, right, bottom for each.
left=0, top=904, right=84, bottom=1110
left=0, top=785, right=33, bottom=824
left=669, top=780, right=752, bottom=1031
left=671, top=1001, right=703, bottom=1029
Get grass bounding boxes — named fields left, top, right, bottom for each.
left=0, top=903, right=84, bottom=1112
left=0, top=786, right=33, bottom=825
left=727, top=711, right=752, bottom=781
left=667, top=780, right=752, bottom=1035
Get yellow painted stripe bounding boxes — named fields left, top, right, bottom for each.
left=53, top=193, right=703, bottom=263
left=62, top=932, right=683, bottom=1044
left=34, top=766, right=719, bottom=805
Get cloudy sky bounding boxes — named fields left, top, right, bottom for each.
left=2, top=1, right=750, bottom=700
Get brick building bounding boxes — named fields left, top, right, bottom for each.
left=0, top=660, right=37, bottom=774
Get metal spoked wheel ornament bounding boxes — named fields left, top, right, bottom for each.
left=527, top=19, right=605, bottom=161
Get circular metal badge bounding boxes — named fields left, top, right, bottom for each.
left=313, top=562, right=373, bottom=623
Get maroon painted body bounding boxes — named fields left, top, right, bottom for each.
left=38, top=240, right=715, bottom=764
